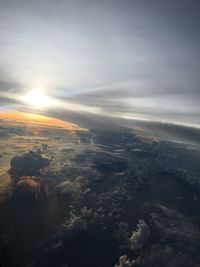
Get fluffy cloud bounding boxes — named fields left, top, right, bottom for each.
left=9, top=150, right=50, bottom=180
left=130, top=220, right=150, bottom=250
left=14, top=176, right=40, bottom=199
left=115, top=255, right=137, bottom=267
left=135, top=204, right=200, bottom=267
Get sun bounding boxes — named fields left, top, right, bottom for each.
left=22, top=90, right=57, bottom=108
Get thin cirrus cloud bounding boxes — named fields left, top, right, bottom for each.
left=0, top=0, right=200, bottom=127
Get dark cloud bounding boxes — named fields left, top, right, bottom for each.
left=27, top=109, right=200, bottom=145
left=1, top=117, right=200, bottom=266
left=137, top=204, right=200, bottom=267
left=14, top=176, right=41, bottom=199
left=9, top=151, right=50, bottom=180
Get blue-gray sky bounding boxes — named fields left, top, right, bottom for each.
left=0, top=0, right=200, bottom=127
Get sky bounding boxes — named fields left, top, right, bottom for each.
left=0, top=0, right=200, bottom=127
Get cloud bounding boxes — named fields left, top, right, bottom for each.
left=136, top=204, right=200, bottom=267
left=130, top=220, right=150, bottom=250
left=9, top=150, right=50, bottom=180
left=14, top=176, right=41, bottom=199
left=114, top=255, right=137, bottom=267
left=55, top=176, right=86, bottom=199
left=0, top=0, right=200, bottom=126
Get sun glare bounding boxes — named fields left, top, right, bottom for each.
left=22, top=90, right=57, bottom=108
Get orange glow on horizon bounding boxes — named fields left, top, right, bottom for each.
left=0, top=110, right=80, bottom=130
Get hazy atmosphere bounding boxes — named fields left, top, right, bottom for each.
left=0, top=0, right=200, bottom=126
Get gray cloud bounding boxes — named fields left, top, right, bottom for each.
left=0, top=0, right=200, bottom=126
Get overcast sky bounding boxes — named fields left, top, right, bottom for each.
left=0, top=0, right=200, bottom=127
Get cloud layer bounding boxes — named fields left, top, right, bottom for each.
left=0, top=0, right=200, bottom=126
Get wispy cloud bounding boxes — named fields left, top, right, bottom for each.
left=0, top=0, right=200, bottom=126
